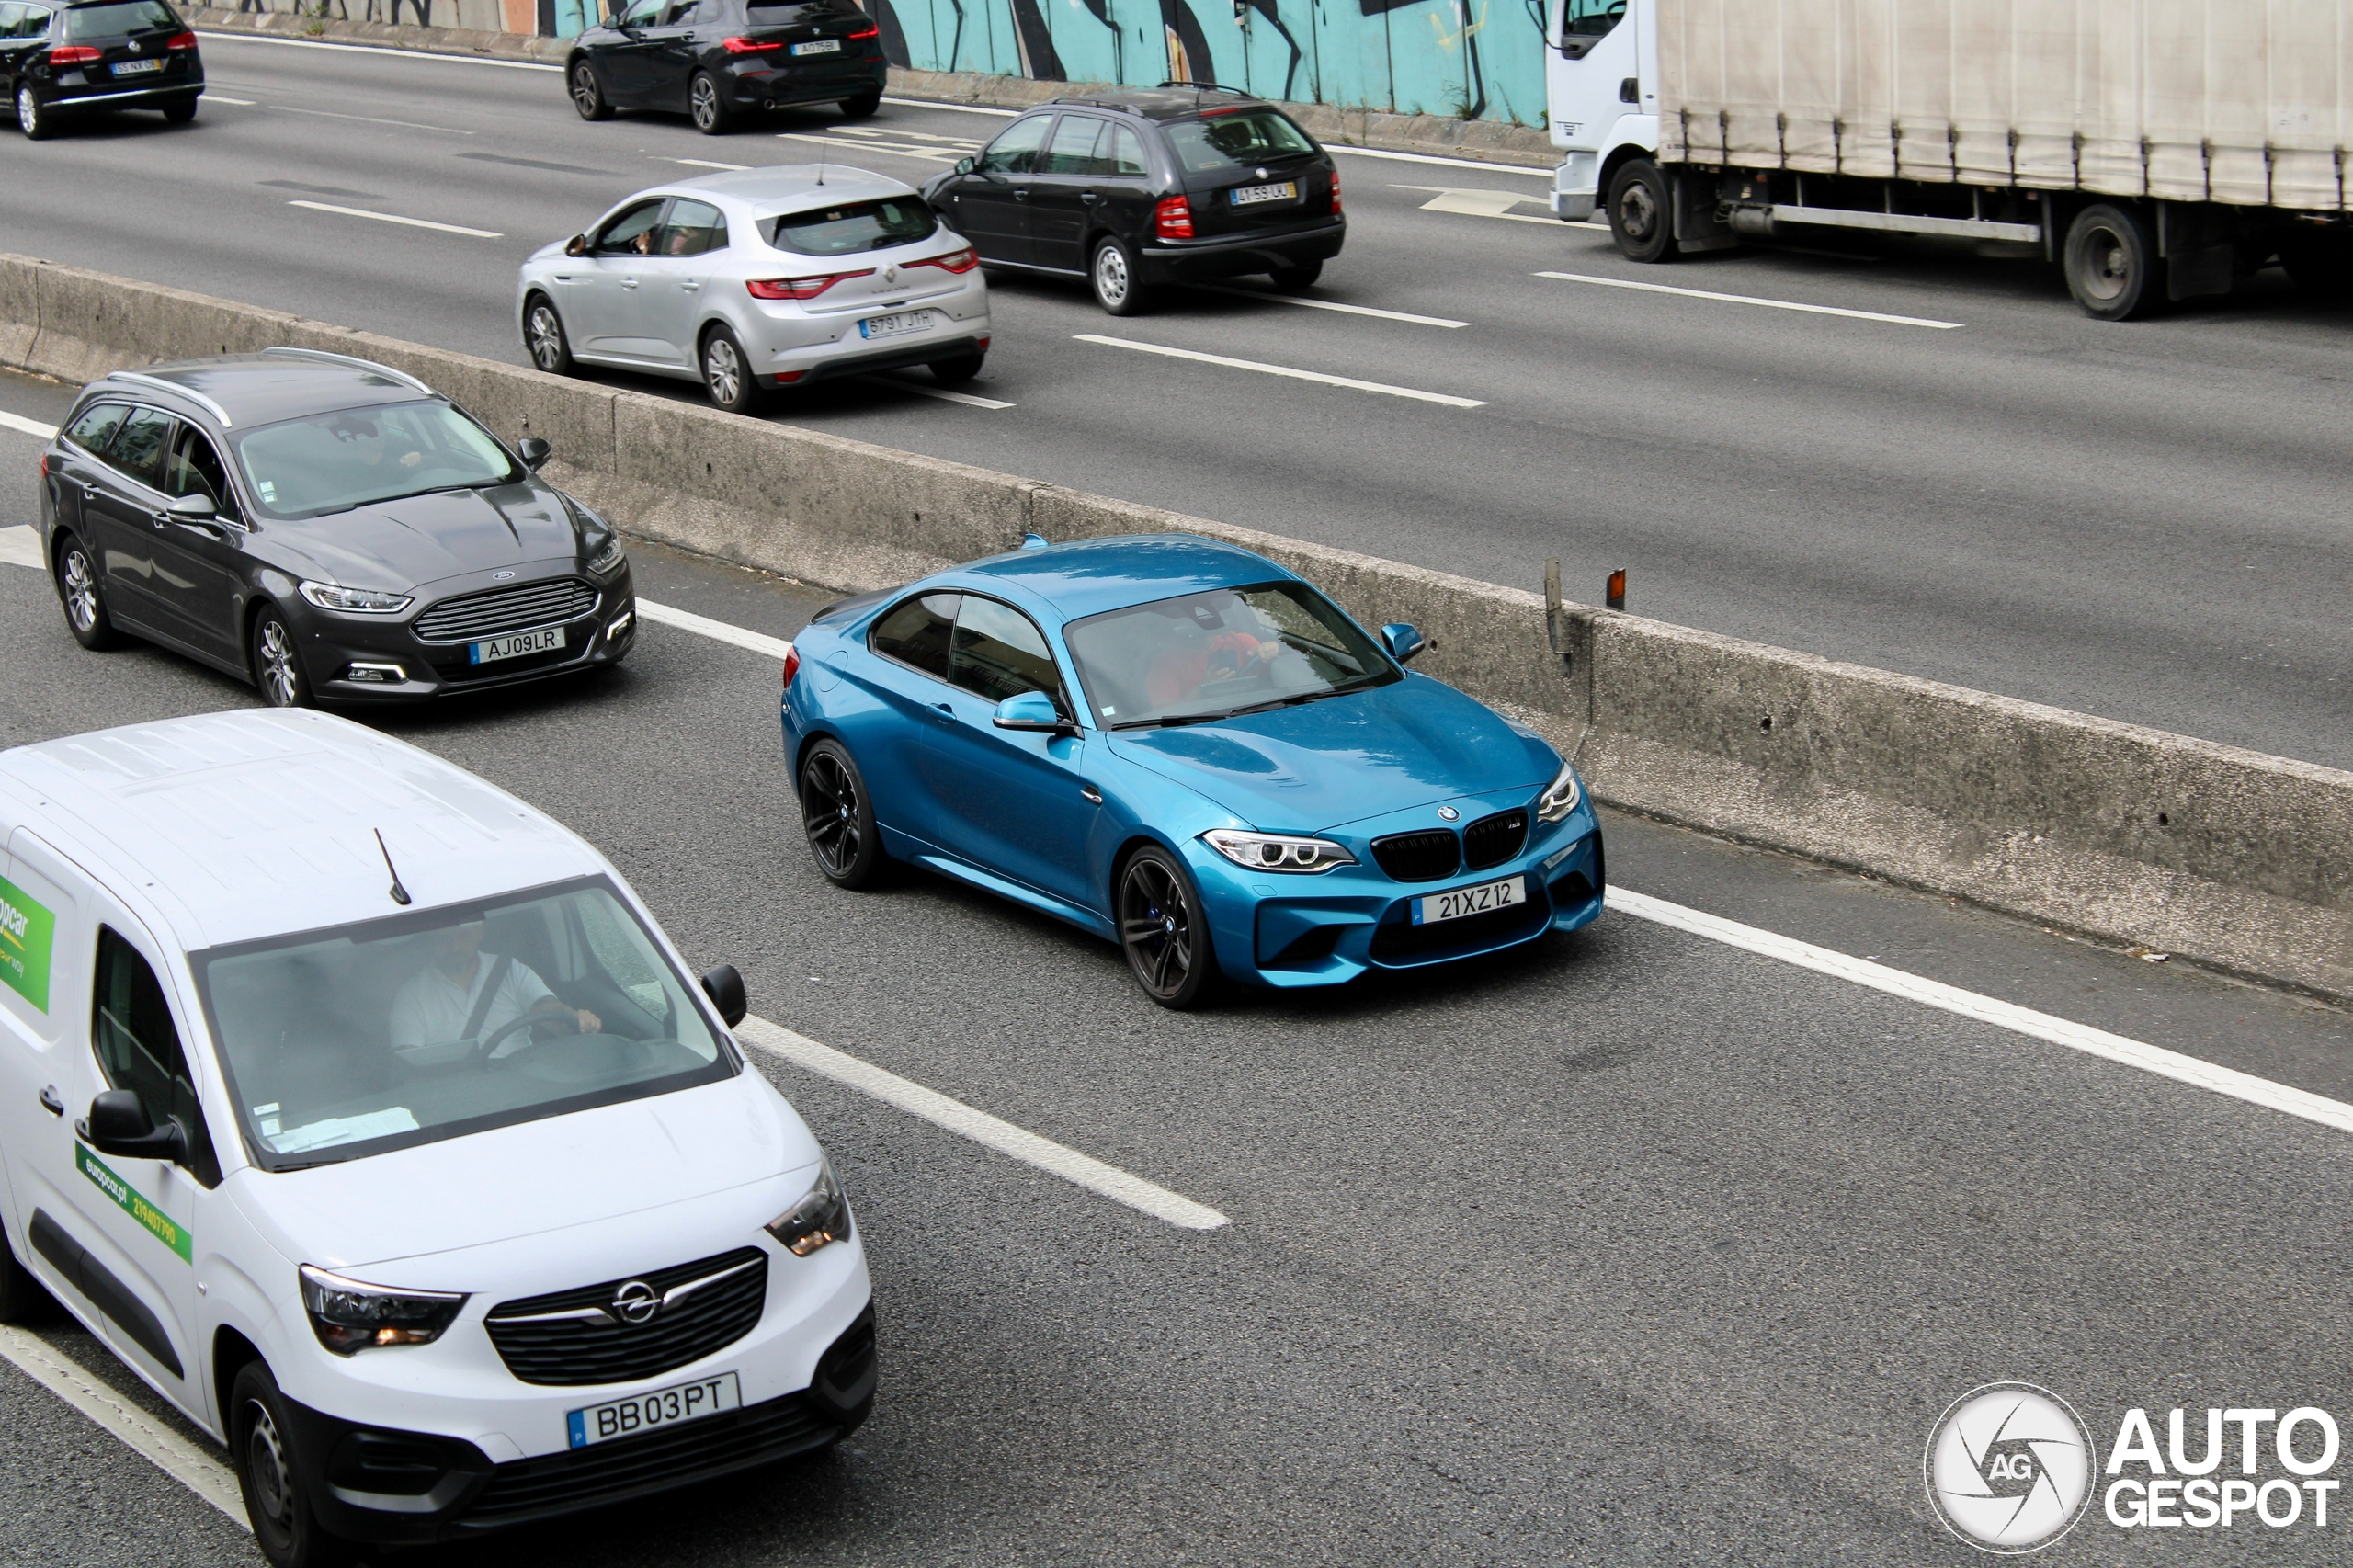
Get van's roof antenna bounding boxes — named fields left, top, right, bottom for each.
left=374, top=829, right=412, bottom=906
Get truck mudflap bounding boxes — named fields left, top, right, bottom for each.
left=1672, top=170, right=1735, bottom=254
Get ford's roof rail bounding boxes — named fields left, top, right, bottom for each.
left=259, top=346, right=434, bottom=396
left=108, top=370, right=235, bottom=429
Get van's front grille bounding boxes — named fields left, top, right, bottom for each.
left=484, top=1248, right=767, bottom=1387
left=415, top=578, right=597, bottom=643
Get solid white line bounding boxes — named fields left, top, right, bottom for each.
left=195, top=30, right=561, bottom=70
left=0, top=527, right=44, bottom=570
left=1074, top=334, right=1484, bottom=408
left=0, top=1326, right=246, bottom=1526
left=736, top=1015, right=1230, bottom=1230
left=286, top=200, right=500, bottom=238
left=203, top=96, right=256, bottom=105
left=859, top=374, right=1015, bottom=410
left=878, top=96, right=1017, bottom=117
left=667, top=157, right=751, bottom=172
left=635, top=598, right=795, bottom=662
left=1607, top=889, right=2353, bottom=1138
left=1187, top=282, right=1468, bottom=329
left=0, top=411, right=58, bottom=439
left=1533, top=270, right=1962, bottom=329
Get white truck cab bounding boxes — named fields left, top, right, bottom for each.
left=1544, top=0, right=1657, bottom=223
left=0, top=710, right=872, bottom=1567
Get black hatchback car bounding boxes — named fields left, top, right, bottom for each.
left=919, top=85, right=1346, bottom=314
left=39, top=350, right=638, bottom=707
left=3, top=0, right=201, bottom=139
left=565, top=0, right=885, bottom=134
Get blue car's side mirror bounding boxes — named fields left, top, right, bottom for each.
left=993, top=689, right=1076, bottom=736
left=1380, top=623, right=1427, bottom=665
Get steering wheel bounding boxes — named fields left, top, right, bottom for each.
left=472, top=1008, right=569, bottom=1067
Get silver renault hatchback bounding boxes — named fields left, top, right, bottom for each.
left=516, top=165, right=991, bottom=414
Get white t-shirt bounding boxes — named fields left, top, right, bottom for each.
left=389, top=953, right=559, bottom=1063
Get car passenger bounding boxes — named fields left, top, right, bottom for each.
left=389, top=920, right=599, bottom=1064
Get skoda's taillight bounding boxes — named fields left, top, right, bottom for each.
left=1154, top=196, right=1194, bottom=241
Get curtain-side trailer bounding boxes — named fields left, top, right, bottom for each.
left=1543, top=0, right=2353, bottom=318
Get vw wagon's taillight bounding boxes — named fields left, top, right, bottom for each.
left=1154, top=196, right=1194, bottom=241
left=48, top=44, right=102, bottom=65
left=165, top=30, right=197, bottom=49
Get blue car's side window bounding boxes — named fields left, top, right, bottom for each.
left=949, top=597, right=1064, bottom=708
left=870, top=592, right=960, bottom=678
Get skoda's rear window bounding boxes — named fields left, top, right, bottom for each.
left=767, top=197, right=938, bottom=256
left=65, top=0, right=176, bottom=35
left=1165, top=109, right=1317, bottom=172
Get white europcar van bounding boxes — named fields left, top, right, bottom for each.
left=0, top=710, right=873, bottom=1567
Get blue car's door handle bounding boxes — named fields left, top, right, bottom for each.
left=930, top=702, right=955, bottom=723
left=1081, top=785, right=1102, bottom=804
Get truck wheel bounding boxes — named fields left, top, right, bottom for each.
left=2063, top=203, right=2162, bottom=320
left=1607, top=158, right=1675, bottom=264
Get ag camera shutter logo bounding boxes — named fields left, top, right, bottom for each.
left=1925, top=1383, right=2097, bottom=1553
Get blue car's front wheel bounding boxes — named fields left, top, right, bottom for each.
left=801, top=738, right=885, bottom=889
left=1118, top=846, right=1222, bottom=1009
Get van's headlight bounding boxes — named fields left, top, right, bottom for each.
left=299, top=1265, right=466, bottom=1355
left=765, top=1159, right=851, bottom=1257
left=585, top=533, right=626, bottom=576
left=1202, top=829, right=1356, bottom=872
left=1536, top=760, right=1584, bottom=823
left=298, top=581, right=412, bottom=614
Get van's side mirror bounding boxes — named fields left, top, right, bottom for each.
left=564, top=233, right=589, bottom=257
left=79, top=1090, right=188, bottom=1164
left=699, top=963, right=747, bottom=1028
left=517, top=437, right=552, bottom=471
left=1380, top=622, right=1427, bottom=665
left=993, top=690, right=1077, bottom=736
left=952, top=155, right=976, bottom=176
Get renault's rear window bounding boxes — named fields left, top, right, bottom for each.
left=767, top=197, right=937, bottom=256
left=64, top=0, right=176, bottom=36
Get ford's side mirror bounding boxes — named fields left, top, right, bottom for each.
left=517, top=437, right=552, bottom=471
left=952, top=155, right=976, bottom=176
left=699, top=963, right=747, bottom=1028
left=993, top=690, right=1077, bottom=736
left=79, top=1090, right=188, bottom=1164
left=165, top=493, right=218, bottom=522
left=564, top=233, right=588, bottom=257
left=1380, top=623, right=1427, bottom=665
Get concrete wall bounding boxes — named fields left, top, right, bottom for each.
left=6, top=251, right=2350, bottom=1002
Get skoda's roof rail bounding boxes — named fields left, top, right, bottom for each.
left=259, top=346, right=434, bottom=396
left=1157, top=80, right=1248, bottom=95
left=108, top=370, right=235, bottom=429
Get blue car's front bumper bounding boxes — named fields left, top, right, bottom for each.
left=1181, top=792, right=1607, bottom=990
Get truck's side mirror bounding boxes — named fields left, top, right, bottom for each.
left=79, top=1090, right=188, bottom=1164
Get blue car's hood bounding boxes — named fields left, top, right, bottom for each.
left=1107, top=676, right=1553, bottom=833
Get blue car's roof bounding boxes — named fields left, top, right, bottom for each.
left=961, top=535, right=1297, bottom=623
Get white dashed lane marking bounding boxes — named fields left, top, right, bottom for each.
left=286, top=199, right=501, bottom=238
left=1073, top=334, right=1486, bottom=408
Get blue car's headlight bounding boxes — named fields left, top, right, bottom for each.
left=1202, top=829, right=1356, bottom=873
left=1536, top=760, right=1583, bottom=823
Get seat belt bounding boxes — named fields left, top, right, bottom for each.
left=461, top=953, right=516, bottom=1044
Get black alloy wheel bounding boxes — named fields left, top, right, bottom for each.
left=700, top=325, right=760, bottom=414
left=1117, top=845, right=1222, bottom=1009
left=2064, top=203, right=2162, bottom=320
left=1607, top=157, right=1675, bottom=264
left=1090, top=235, right=1151, bottom=316
left=840, top=89, right=881, bottom=119
left=525, top=294, right=577, bottom=375
left=18, top=85, right=54, bottom=141
left=689, top=71, right=732, bottom=135
left=1268, top=260, right=1322, bottom=293
left=161, top=97, right=196, bottom=124
left=571, top=59, right=614, bottom=120
left=53, top=531, right=121, bottom=650
left=800, top=739, right=885, bottom=888
left=231, top=1361, right=354, bottom=1568
left=930, top=350, right=985, bottom=384
left=249, top=607, right=312, bottom=709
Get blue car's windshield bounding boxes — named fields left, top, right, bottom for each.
left=1063, top=582, right=1398, bottom=730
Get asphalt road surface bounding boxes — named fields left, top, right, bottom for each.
left=6, top=32, right=2353, bottom=774
left=3, top=382, right=2351, bottom=1565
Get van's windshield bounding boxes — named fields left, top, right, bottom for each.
left=190, top=878, right=735, bottom=1171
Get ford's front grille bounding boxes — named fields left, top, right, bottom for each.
left=415, top=578, right=597, bottom=643
left=1462, top=810, right=1529, bottom=870
left=1370, top=829, right=1461, bottom=882
left=484, top=1247, right=767, bottom=1387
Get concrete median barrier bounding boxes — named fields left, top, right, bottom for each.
left=5, top=252, right=2348, bottom=1003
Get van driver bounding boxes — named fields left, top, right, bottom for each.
left=390, top=921, right=600, bottom=1064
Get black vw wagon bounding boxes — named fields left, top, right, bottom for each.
left=565, top=0, right=886, bottom=133
left=39, top=350, right=637, bottom=707
left=919, top=85, right=1346, bottom=315
left=3, top=0, right=202, bottom=139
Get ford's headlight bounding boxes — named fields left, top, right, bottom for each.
left=1536, top=760, right=1583, bottom=823
left=585, top=533, right=626, bottom=576
left=299, top=1265, right=466, bottom=1355
left=765, top=1158, right=851, bottom=1257
left=298, top=581, right=412, bottom=615
left=1202, top=829, right=1356, bottom=873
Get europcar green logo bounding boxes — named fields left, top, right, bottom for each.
left=0, top=874, right=54, bottom=1013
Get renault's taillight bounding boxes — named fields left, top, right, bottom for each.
left=906, top=246, right=979, bottom=274
left=1154, top=196, right=1194, bottom=241
left=746, top=269, right=874, bottom=300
